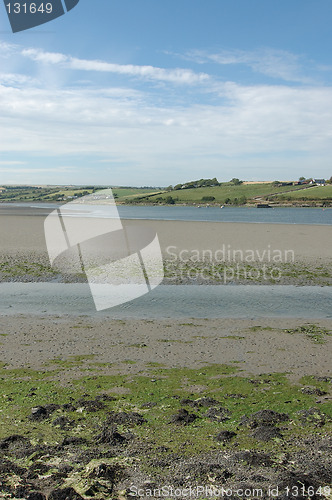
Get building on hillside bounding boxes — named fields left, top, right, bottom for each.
left=311, top=179, right=326, bottom=186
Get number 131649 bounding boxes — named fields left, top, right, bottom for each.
left=6, top=2, right=53, bottom=14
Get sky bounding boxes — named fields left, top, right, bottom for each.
left=0, top=0, right=332, bottom=186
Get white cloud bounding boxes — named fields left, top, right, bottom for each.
left=69, top=57, right=209, bottom=84
left=0, top=167, right=75, bottom=173
left=0, top=41, right=18, bottom=55
left=20, top=47, right=209, bottom=85
left=1, top=80, right=331, bottom=161
left=0, top=73, right=36, bottom=85
left=0, top=161, right=26, bottom=165
left=21, top=48, right=67, bottom=64
left=1, top=40, right=332, bottom=183
left=186, top=48, right=314, bottom=84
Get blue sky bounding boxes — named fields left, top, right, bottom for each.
left=0, top=0, right=332, bottom=186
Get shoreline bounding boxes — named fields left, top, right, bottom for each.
left=1, top=200, right=332, bottom=208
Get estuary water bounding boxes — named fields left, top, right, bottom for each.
left=1, top=283, right=331, bottom=319
left=0, top=203, right=331, bottom=225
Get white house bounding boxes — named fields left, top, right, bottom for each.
left=311, top=179, right=326, bottom=186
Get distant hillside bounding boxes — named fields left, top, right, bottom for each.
left=125, top=178, right=332, bottom=207
left=0, top=186, right=163, bottom=203
left=0, top=180, right=330, bottom=206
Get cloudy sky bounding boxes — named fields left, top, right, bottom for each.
left=0, top=0, right=332, bottom=186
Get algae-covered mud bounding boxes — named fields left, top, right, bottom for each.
left=0, top=362, right=331, bottom=499
left=0, top=317, right=331, bottom=499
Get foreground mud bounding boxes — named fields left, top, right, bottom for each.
left=0, top=362, right=331, bottom=499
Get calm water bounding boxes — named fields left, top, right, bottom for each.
left=0, top=203, right=331, bottom=225
left=1, top=283, right=331, bottom=318
left=119, top=205, right=332, bottom=225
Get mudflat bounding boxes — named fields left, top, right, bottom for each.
left=0, top=315, right=331, bottom=381
left=1, top=213, right=332, bottom=260
left=0, top=212, right=331, bottom=498
left=1, top=214, right=331, bottom=284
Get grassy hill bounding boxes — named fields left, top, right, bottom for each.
left=128, top=182, right=329, bottom=206
left=272, top=185, right=332, bottom=201
left=0, top=182, right=330, bottom=206
left=0, top=186, right=162, bottom=203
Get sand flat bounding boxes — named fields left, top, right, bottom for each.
left=1, top=214, right=331, bottom=263
left=0, top=315, right=331, bottom=383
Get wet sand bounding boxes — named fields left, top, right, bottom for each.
left=0, top=315, right=331, bottom=384
left=1, top=212, right=331, bottom=380
left=1, top=212, right=331, bottom=261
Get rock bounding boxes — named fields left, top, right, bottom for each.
left=62, top=403, right=77, bottom=411
left=106, top=411, right=146, bottom=426
left=205, top=406, right=231, bottom=422
left=235, top=450, right=272, bottom=466
left=61, top=436, right=87, bottom=447
left=88, top=462, right=125, bottom=482
left=96, top=426, right=127, bottom=445
left=297, top=407, right=330, bottom=427
left=301, top=387, right=327, bottom=396
left=0, top=459, right=26, bottom=474
left=214, top=430, right=237, bottom=442
left=169, top=408, right=198, bottom=425
left=52, top=416, right=74, bottom=429
left=48, top=487, right=84, bottom=500
left=0, top=434, right=30, bottom=450
left=251, top=425, right=283, bottom=441
left=26, top=492, right=47, bottom=500
left=77, top=399, right=106, bottom=412
left=29, top=406, right=49, bottom=421
left=240, top=409, right=289, bottom=428
left=45, top=403, right=61, bottom=413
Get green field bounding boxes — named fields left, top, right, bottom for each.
left=273, top=185, right=332, bottom=200
left=0, top=186, right=162, bottom=203
left=135, top=183, right=317, bottom=205
left=0, top=183, right=331, bottom=205
left=0, top=186, right=95, bottom=202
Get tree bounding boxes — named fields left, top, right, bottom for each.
left=201, top=196, right=215, bottom=201
left=299, top=176, right=306, bottom=181
left=230, top=178, right=242, bottom=185
left=165, top=196, right=175, bottom=204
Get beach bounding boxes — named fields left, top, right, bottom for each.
left=1, top=212, right=332, bottom=259
left=1, top=213, right=331, bottom=285
left=0, top=211, right=331, bottom=498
